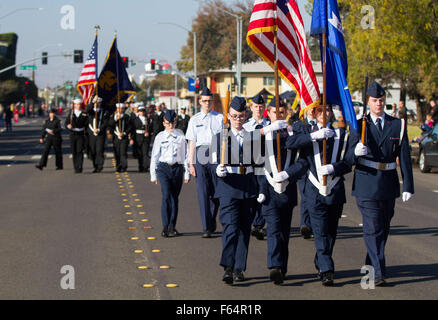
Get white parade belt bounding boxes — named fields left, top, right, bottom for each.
left=358, top=158, right=397, bottom=171
left=264, top=131, right=292, bottom=194
left=72, top=128, right=84, bottom=132
left=225, top=165, right=254, bottom=175
left=136, top=130, right=146, bottom=134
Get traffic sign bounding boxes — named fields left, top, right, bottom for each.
left=20, top=65, right=37, bottom=71
left=156, top=69, right=170, bottom=74
left=188, top=77, right=195, bottom=92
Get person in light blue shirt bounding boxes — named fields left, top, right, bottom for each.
left=151, top=110, right=190, bottom=238
left=185, top=87, right=223, bottom=238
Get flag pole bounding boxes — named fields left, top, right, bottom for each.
left=114, top=31, right=122, bottom=134
left=220, top=85, right=231, bottom=166
left=322, top=32, right=327, bottom=187
left=94, top=26, right=100, bottom=128
left=273, top=0, right=282, bottom=171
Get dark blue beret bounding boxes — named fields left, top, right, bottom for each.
left=164, top=109, right=176, bottom=122
left=268, top=97, right=286, bottom=107
left=230, top=96, right=246, bottom=112
left=200, top=87, right=212, bottom=96
left=367, top=81, right=386, bottom=98
left=252, top=93, right=264, bottom=105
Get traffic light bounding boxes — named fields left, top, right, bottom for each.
left=122, top=57, right=129, bottom=68
left=195, top=77, right=200, bottom=94
left=150, top=59, right=156, bottom=70
left=74, top=50, right=83, bottom=63
left=42, top=52, right=48, bottom=65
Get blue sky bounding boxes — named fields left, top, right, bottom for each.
left=0, top=0, right=311, bottom=89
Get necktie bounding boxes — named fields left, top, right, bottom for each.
left=376, top=118, right=383, bottom=134
left=310, top=120, right=317, bottom=132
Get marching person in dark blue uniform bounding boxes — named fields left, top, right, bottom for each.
left=65, top=99, right=88, bottom=173
left=108, top=103, right=132, bottom=173
left=257, top=98, right=308, bottom=285
left=130, top=105, right=151, bottom=172
left=150, top=110, right=189, bottom=237
left=243, top=93, right=270, bottom=241
left=186, top=87, right=223, bottom=238
left=35, top=109, right=63, bottom=171
left=86, top=96, right=109, bottom=173
left=351, top=81, right=414, bottom=286
left=287, top=105, right=355, bottom=286
left=214, top=96, right=262, bottom=284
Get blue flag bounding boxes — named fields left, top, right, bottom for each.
left=310, top=0, right=357, bottom=130
left=98, top=37, right=135, bottom=112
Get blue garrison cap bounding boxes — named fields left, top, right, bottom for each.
left=164, top=109, right=176, bottom=122
left=252, top=93, right=265, bottom=105
left=230, top=96, right=247, bottom=112
left=367, top=81, right=386, bottom=98
left=268, top=97, right=286, bottom=108
left=200, top=87, right=212, bottom=96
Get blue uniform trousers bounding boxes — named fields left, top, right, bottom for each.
left=356, top=197, right=395, bottom=279
left=156, top=162, right=184, bottom=231
left=219, top=197, right=255, bottom=271
left=194, top=162, right=219, bottom=231
left=309, top=202, right=343, bottom=273
left=252, top=203, right=265, bottom=227
left=262, top=205, right=294, bottom=275
left=298, top=178, right=312, bottom=229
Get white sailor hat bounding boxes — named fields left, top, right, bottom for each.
left=93, top=96, right=103, bottom=103
left=73, top=98, right=82, bottom=104
left=116, top=103, right=125, bottom=108
left=138, top=105, right=146, bottom=111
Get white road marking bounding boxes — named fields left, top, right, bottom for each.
left=341, top=215, right=347, bottom=218
left=0, top=156, right=15, bottom=160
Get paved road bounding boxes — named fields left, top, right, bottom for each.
left=0, top=118, right=437, bottom=300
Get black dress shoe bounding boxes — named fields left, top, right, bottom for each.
left=35, top=165, right=43, bottom=170
left=202, top=230, right=212, bottom=238
left=161, top=230, right=169, bottom=238
left=269, top=268, right=284, bottom=285
left=300, top=225, right=313, bottom=239
left=233, top=269, right=245, bottom=282
left=168, top=228, right=180, bottom=237
left=92, top=168, right=98, bottom=173
left=315, top=264, right=322, bottom=279
left=116, top=168, right=121, bottom=173
left=375, top=277, right=387, bottom=287
left=251, top=226, right=265, bottom=240
left=321, top=271, right=334, bottom=286
left=222, top=267, right=233, bottom=285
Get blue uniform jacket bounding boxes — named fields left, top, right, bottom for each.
left=259, top=128, right=308, bottom=208
left=351, top=114, right=414, bottom=200
left=286, top=121, right=356, bottom=205
left=213, top=129, right=261, bottom=200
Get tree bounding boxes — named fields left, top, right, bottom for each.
left=176, top=0, right=259, bottom=74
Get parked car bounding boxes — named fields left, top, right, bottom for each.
left=418, top=124, right=438, bottom=173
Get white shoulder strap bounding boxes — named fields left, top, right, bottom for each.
left=399, top=119, right=405, bottom=146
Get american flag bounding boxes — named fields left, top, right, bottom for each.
left=247, top=0, right=320, bottom=112
left=77, top=36, right=98, bottom=106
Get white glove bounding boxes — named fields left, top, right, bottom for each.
left=216, top=165, right=227, bottom=178
left=263, top=120, right=288, bottom=134
left=257, top=194, right=266, bottom=203
left=402, top=192, right=412, bottom=202
left=354, top=142, right=368, bottom=157
left=318, top=164, right=334, bottom=176
left=273, top=171, right=289, bottom=182
left=310, top=128, right=334, bottom=141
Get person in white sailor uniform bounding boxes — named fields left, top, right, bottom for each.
left=86, top=96, right=109, bottom=173
left=243, top=93, right=270, bottom=241
left=65, top=98, right=88, bottom=173
left=286, top=104, right=355, bottom=286
left=130, top=104, right=151, bottom=172
left=108, top=103, right=132, bottom=173
left=150, top=110, right=189, bottom=237
left=36, top=108, right=63, bottom=171
left=186, top=87, right=223, bottom=238
left=351, top=81, right=414, bottom=286
left=257, top=98, right=309, bottom=285
left=213, top=96, right=262, bottom=284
